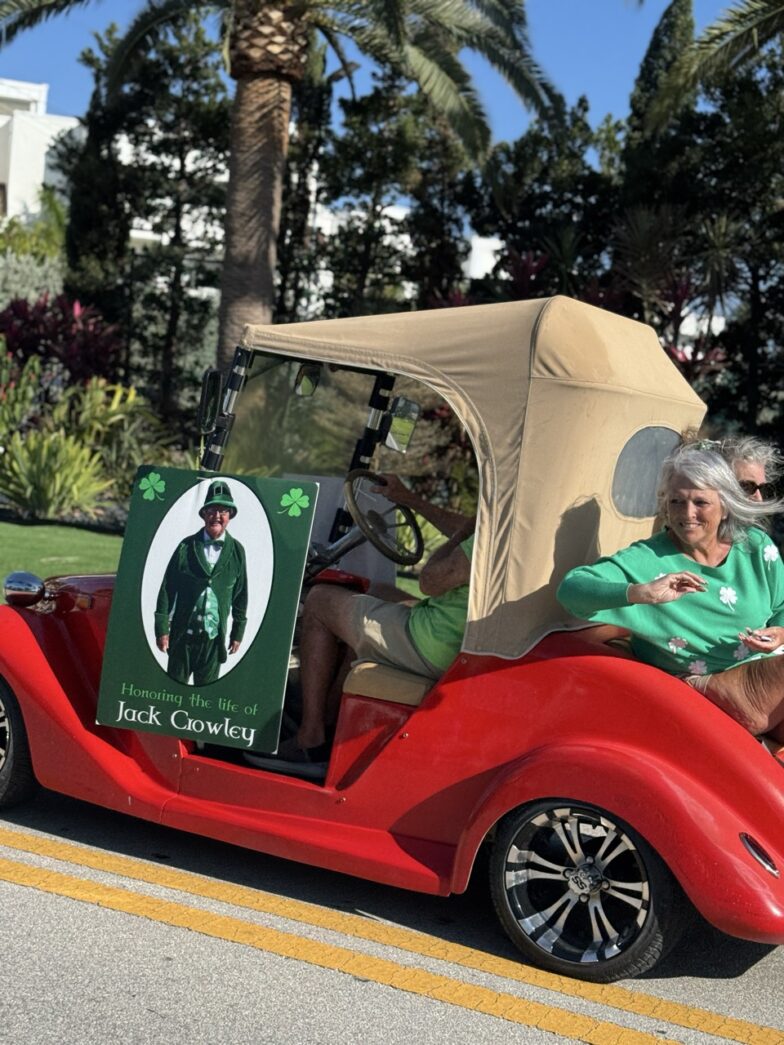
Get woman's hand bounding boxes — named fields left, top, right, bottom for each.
left=738, top=626, right=784, bottom=652
left=627, top=572, right=707, bottom=605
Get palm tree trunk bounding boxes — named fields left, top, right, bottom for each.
left=217, top=75, right=293, bottom=367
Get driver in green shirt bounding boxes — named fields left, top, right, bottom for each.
left=292, top=474, right=474, bottom=759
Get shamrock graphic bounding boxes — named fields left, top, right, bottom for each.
left=139, top=472, right=166, bottom=501
left=719, top=586, right=737, bottom=611
left=688, top=659, right=708, bottom=675
left=764, top=544, right=780, bottom=569
left=667, top=636, right=687, bottom=654
left=734, top=643, right=749, bottom=661
left=279, top=488, right=310, bottom=517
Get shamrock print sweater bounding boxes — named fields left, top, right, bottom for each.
left=557, top=527, right=784, bottom=676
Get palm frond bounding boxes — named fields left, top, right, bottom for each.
left=401, top=39, right=490, bottom=162
left=648, top=0, right=784, bottom=130
left=699, top=213, right=741, bottom=310
left=691, top=0, right=784, bottom=73
left=0, top=0, right=100, bottom=46
left=313, top=19, right=359, bottom=96
left=407, top=0, right=530, bottom=52
left=468, top=0, right=530, bottom=35
left=103, top=0, right=212, bottom=94
left=327, top=0, right=558, bottom=120
left=361, top=0, right=406, bottom=51
left=408, top=3, right=559, bottom=116
left=348, top=13, right=492, bottom=157
left=465, top=30, right=560, bottom=114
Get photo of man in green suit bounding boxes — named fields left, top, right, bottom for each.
left=154, top=479, right=249, bottom=685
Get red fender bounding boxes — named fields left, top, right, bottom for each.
left=0, top=605, right=172, bottom=820
left=451, top=740, right=784, bottom=944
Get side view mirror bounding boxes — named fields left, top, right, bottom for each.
left=294, top=363, right=321, bottom=398
left=382, top=396, right=420, bottom=454
left=197, top=368, right=223, bottom=435
left=4, top=571, right=47, bottom=608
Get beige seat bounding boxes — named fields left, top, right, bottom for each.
left=343, top=660, right=434, bottom=707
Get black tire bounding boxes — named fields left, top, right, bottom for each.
left=0, top=679, right=38, bottom=808
left=489, top=799, right=688, bottom=982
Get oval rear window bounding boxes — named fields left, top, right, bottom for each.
left=612, top=427, right=681, bottom=517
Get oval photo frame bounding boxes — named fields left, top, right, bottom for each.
left=140, top=476, right=274, bottom=683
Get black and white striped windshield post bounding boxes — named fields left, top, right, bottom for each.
left=328, top=372, right=396, bottom=542
left=200, top=347, right=253, bottom=472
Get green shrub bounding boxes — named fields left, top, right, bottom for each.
left=0, top=429, right=110, bottom=520
left=52, top=378, right=175, bottom=499
left=0, top=253, right=64, bottom=309
left=0, top=350, right=42, bottom=433
left=0, top=189, right=66, bottom=260
left=0, top=350, right=176, bottom=518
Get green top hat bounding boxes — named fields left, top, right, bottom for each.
left=201, top=479, right=238, bottom=518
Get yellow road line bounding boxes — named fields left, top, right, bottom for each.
left=0, top=825, right=780, bottom=1044
left=0, top=855, right=672, bottom=1045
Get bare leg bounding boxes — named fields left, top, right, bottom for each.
left=686, top=656, right=784, bottom=739
left=297, top=585, right=363, bottom=749
left=325, top=645, right=356, bottom=731
left=366, top=580, right=419, bottom=603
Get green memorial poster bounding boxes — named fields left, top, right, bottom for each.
left=97, top=466, right=317, bottom=753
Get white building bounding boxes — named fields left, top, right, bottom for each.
left=0, top=78, right=79, bottom=220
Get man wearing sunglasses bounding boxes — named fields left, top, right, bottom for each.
left=154, top=479, right=248, bottom=685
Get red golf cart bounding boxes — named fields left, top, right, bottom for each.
left=3, top=296, right=783, bottom=982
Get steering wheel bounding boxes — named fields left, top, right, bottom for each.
left=344, top=470, right=424, bottom=566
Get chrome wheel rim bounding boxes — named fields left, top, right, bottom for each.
left=0, top=694, right=8, bottom=774
left=503, top=805, right=650, bottom=965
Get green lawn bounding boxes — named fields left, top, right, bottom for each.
left=0, top=521, right=123, bottom=585
left=0, top=519, right=421, bottom=600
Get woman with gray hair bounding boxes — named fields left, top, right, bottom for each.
left=720, top=435, right=782, bottom=502
left=558, top=445, right=784, bottom=745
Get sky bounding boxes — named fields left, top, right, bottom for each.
left=0, top=0, right=730, bottom=139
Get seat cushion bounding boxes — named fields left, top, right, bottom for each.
left=344, top=660, right=434, bottom=707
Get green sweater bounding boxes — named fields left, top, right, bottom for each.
left=557, top=527, right=784, bottom=676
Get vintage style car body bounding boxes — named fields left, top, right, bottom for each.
left=2, top=296, right=783, bottom=983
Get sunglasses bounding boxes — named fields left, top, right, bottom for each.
left=739, top=479, right=776, bottom=498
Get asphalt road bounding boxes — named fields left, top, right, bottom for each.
left=0, top=789, right=782, bottom=1045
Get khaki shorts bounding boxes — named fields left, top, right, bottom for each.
left=345, top=594, right=441, bottom=680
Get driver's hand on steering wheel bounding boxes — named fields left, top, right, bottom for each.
left=372, top=473, right=413, bottom=506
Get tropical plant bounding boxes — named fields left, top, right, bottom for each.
left=0, top=294, right=122, bottom=382
left=610, top=204, right=687, bottom=324
left=647, top=0, right=784, bottom=127
left=0, top=187, right=67, bottom=259
left=0, top=188, right=68, bottom=308
left=0, top=429, right=111, bottom=520
left=0, top=348, right=43, bottom=434
left=0, top=0, right=558, bottom=367
left=51, top=378, right=176, bottom=499
left=0, top=352, right=176, bottom=515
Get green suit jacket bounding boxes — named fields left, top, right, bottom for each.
left=154, top=530, right=248, bottom=663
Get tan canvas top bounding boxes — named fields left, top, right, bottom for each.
left=241, top=296, right=705, bottom=659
